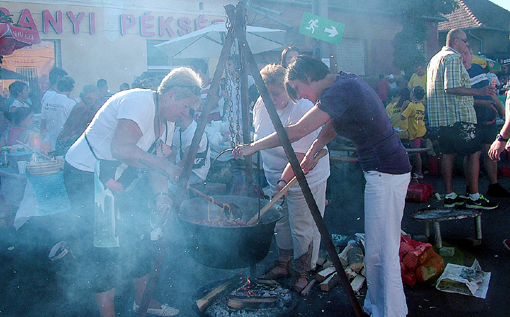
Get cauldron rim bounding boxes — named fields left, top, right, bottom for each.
left=178, top=195, right=282, bottom=269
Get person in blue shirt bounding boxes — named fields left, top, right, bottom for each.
left=462, top=49, right=508, bottom=197
left=234, top=55, right=411, bottom=317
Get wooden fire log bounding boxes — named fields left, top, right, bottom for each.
left=300, top=279, right=317, bottom=296
left=338, top=243, right=353, bottom=267
left=256, top=279, right=280, bottom=286
left=347, top=245, right=364, bottom=273
left=317, top=265, right=357, bottom=283
left=316, top=266, right=336, bottom=283
left=345, top=267, right=358, bottom=280
left=319, top=268, right=358, bottom=292
left=320, top=272, right=340, bottom=291
left=350, top=275, right=366, bottom=293
left=227, top=296, right=277, bottom=310
left=196, top=274, right=245, bottom=312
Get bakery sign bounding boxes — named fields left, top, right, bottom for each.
left=0, top=7, right=224, bottom=38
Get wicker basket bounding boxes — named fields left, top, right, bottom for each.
left=27, top=160, right=62, bottom=176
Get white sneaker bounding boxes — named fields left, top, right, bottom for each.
left=133, top=301, right=179, bottom=316
left=48, top=241, right=68, bottom=261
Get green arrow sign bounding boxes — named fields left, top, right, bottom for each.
left=299, top=12, right=345, bottom=45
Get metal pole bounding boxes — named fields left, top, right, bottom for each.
left=234, top=2, right=255, bottom=196
left=312, top=0, right=321, bottom=59
left=238, top=27, right=367, bottom=317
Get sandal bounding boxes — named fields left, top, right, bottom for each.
left=293, top=271, right=310, bottom=294
left=260, top=260, right=292, bottom=280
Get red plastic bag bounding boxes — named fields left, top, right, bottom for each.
left=406, top=182, right=434, bottom=203
left=400, top=234, right=444, bottom=286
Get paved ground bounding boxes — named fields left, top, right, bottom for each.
left=1, top=157, right=510, bottom=316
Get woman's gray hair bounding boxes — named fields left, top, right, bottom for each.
left=158, top=67, right=202, bottom=103
left=260, top=64, right=286, bottom=90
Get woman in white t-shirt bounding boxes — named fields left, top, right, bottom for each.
left=8, top=81, right=30, bottom=112
left=64, top=67, right=202, bottom=317
left=253, top=64, right=330, bottom=293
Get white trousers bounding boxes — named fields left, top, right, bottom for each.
left=363, top=171, right=409, bottom=317
left=274, top=181, right=327, bottom=269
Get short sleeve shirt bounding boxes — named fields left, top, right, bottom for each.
left=317, top=73, right=411, bottom=174
left=65, top=89, right=175, bottom=172
left=408, top=73, right=427, bottom=103
left=8, top=99, right=30, bottom=111
left=41, top=93, right=77, bottom=150
left=253, top=97, right=330, bottom=190
left=426, top=46, right=476, bottom=127
left=376, top=80, right=390, bottom=102
left=401, top=101, right=426, bottom=140
left=467, top=63, right=494, bottom=124
left=408, top=73, right=427, bottom=91
left=386, top=102, right=409, bottom=139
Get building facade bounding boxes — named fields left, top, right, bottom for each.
left=1, top=0, right=407, bottom=102
left=0, top=0, right=231, bottom=99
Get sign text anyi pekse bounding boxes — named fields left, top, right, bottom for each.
left=0, top=7, right=224, bottom=38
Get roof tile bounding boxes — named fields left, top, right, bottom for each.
left=439, top=0, right=510, bottom=31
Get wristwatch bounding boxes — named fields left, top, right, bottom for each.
left=496, top=134, right=509, bottom=142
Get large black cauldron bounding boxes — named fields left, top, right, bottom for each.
left=179, top=195, right=282, bottom=269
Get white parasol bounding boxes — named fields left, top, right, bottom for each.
left=155, top=22, right=285, bottom=59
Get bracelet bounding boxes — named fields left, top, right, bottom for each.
left=155, top=192, right=171, bottom=199
left=496, top=134, right=509, bottom=142
left=277, top=179, right=288, bottom=185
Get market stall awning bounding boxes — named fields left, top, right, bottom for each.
left=0, top=67, right=26, bottom=80
left=0, top=22, right=41, bottom=56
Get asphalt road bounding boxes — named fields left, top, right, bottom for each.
left=1, top=158, right=510, bottom=316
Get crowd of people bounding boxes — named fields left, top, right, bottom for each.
left=0, top=68, right=191, bottom=315
left=377, top=29, right=510, bottom=211
left=0, top=34, right=509, bottom=317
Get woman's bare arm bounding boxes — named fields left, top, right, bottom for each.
left=233, top=105, right=331, bottom=158
left=110, top=119, right=181, bottom=216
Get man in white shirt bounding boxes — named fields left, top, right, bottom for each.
left=41, top=75, right=76, bottom=151
left=41, top=67, right=68, bottom=105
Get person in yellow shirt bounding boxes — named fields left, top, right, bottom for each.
left=401, top=86, right=427, bottom=178
left=408, top=61, right=427, bottom=104
left=386, top=88, right=410, bottom=139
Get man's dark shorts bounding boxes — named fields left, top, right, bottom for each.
left=476, top=122, right=499, bottom=146
left=438, top=122, right=480, bottom=155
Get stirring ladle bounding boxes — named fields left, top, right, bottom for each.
left=188, top=186, right=242, bottom=219
left=247, top=149, right=329, bottom=225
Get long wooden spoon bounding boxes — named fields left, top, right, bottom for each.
left=247, top=149, right=328, bottom=225
left=188, top=186, right=242, bottom=219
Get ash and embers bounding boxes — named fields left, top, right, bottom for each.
left=204, top=279, right=298, bottom=317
